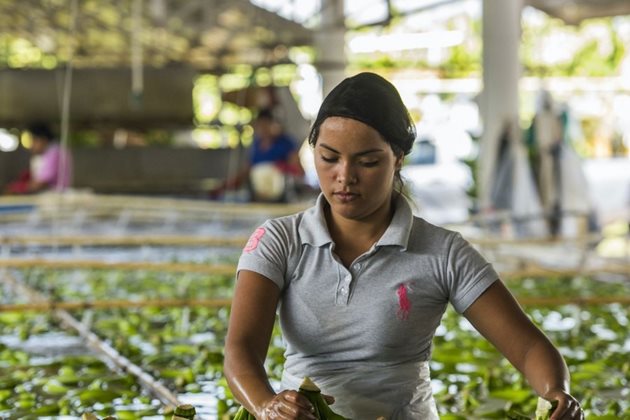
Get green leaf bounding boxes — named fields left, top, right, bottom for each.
left=77, top=389, right=121, bottom=404
left=489, top=389, right=532, bottom=404
left=32, top=403, right=60, bottom=416
left=0, top=389, right=11, bottom=402
left=43, top=379, right=69, bottom=395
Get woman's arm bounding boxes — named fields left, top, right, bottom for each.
left=224, top=270, right=316, bottom=419
left=464, top=281, right=583, bottom=420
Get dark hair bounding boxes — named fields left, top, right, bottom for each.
left=27, top=123, right=55, bottom=142
left=308, top=72, right=416, bottom=156
left=255, top=108, right=275, bottom=121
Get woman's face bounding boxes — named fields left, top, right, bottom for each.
left=254, top=117, right=278, bottom=141
left=30, top=137, right=49, bottom=155
left=314, top=116, right=402, bottom=222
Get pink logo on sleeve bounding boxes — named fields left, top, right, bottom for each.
left=244, top=227, right=266, bottom=252
left=396, top=283, right=411, bottom=320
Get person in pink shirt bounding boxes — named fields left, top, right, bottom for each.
left=5, top=123, right=72, bottom=194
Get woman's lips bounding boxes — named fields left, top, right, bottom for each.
left=333, top=191, right=359, bottom=202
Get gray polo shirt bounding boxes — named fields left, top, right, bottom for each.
left=236, top=194, right=498, bottom=417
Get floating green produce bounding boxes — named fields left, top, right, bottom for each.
left=172, top=403, right=196, bottom=419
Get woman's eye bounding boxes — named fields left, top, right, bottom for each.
left=321, top=155, right=337, bottom=163
left=361, top=161, right=379, bottom=167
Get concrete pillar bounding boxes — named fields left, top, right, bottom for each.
left=478, top=0, right=523, bottom=211
left=315, top=0, right=346, bottom=97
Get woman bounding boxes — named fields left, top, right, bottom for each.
left=223, top=73, right=583, bottom=419
left=4, top=123, right=72, bottom=195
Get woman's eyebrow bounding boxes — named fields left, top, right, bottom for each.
left=318, top=143, right=385, bottom=156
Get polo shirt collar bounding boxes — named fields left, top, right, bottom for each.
left=298, top=193, right=413, bottom=250
left=375, top=193, right=413, bottom=250
left=298, top=194, right=334, bottom=247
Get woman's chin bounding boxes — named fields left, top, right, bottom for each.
left=330, top=203, right=369, bottom=221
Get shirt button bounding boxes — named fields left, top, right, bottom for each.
left=353, top=263, right=361, bottom=270
left=345, top=275, right=351, bottom=282
left=339, top=287, right=347, bottom=294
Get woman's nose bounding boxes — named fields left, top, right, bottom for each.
left=337, top=162, right=357, bottom=185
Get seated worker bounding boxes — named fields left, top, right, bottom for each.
left=4, top=123, right=72, bottom=194
left=214, top=108, right=304, bottom=202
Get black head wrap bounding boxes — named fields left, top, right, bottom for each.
left=308, top=72, right=416, bottom=156
left=27, top=122, right=55, bottom=142
left=255, top=108, right=275, bottom=121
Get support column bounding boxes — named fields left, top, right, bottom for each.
left=478, top=0, right=523, bottom=211
left=315, top=0, right=346, bottom=97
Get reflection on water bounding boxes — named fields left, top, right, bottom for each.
left=0, top=331, right=90, bottom=358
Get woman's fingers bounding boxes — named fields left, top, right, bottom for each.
left=322, top=394, right=336, bottom=405
left=547, top=392, right=584, bottom=420
left=566, top=398, right=584, bottom=420
left=261, top=390, right=317, bottom=420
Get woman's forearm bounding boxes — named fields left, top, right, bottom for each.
left=520, top=337, right=571, bottom=398
left=463, top=282, right=572, bottom=399
left=224, top=343, right=276, bottom=416
left=224, top=271, right=286, bottom=417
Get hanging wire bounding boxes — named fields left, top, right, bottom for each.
left=221, top=74, right=254, bottom=202
left=131, top=0, right=144, bottom=107
left=50, top=0, right=79, bottom=245
left=58, top=0, right=79, bottom=191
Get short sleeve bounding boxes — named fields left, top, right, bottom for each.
left=236, top=220, right=290, bottom=290
left=446, top=233, right=499, bottom=313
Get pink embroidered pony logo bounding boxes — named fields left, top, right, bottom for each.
left=396, top=283, right=411, bottom=320
left=244, top=227, right=266, bottom=252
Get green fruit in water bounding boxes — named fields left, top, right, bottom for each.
left=173, top=404, right=196, bottom=419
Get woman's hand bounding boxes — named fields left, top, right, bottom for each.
left=545, top=389, right=584, bottom=420
left=259, top=390, right=317, bottom=419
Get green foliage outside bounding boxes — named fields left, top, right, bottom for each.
left=521, top=18, right=626, bottom=78
left=349, top=14, right=626, bottom=79
left=1, top=268, right=629, bottom=419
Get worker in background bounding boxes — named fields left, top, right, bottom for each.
left=212, top=108, right=304, bottom=202
left=527, top=91, right=595, bottom=237
left=4, top=123, right=72, bottom=194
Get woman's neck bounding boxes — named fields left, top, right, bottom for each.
left=325, top=196, right=395, bottom=260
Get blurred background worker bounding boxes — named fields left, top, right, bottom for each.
left=213, top=108, right=304, bottom=203
left=527, top=90, right=595, bottom=237
left=4, top=123, right=72, bottom=194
